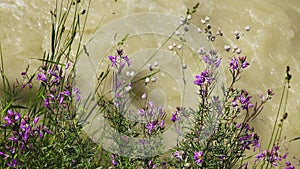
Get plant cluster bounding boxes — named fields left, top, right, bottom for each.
left=1, top=0, right=99, bottom=168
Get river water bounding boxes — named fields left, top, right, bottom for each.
left=1, top=0, right=299, bottom=162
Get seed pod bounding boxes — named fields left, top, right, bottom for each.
left=197, top=27, right=202, bottom=33
left=177, top=44, right=182, bottom=50
left=245, top=26, right=251, bottom=31
left=207, top=24, right=211, bottom=29
left=236, top=48, right=242, bottom=54
left=224, top=45, right=231, bottom=52
left=205, top=16, right=210, bottom=22
left=283, top=112, right=288, bottom=120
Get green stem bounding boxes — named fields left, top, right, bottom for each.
left=267, top=82, right=286, bottom=150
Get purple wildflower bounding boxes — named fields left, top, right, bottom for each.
left=110, top=154, right=118, bottom=166
left=148, top=101, right=154, bottom=110
left=236, top=123, right=242, bottom=128
left=239, top=95, right=253, bottom=110
left=33, top=117, right=39, bottom=125
left=256, top=151, right=266, bottom=160
left=230, top=56, right=250, bottom=71
left=63, top=90, right=70, bottom=96
left=7, top=159, right=18, bottom=168
left=232, top=90, right=253, bottom=110
left=252, top=135, right=261, bottom=151
left=159, top=120, right=165, bottom=129
left=59, top=96, right=64, bottom=105
left=122, top=55, right=131, bottom=66
left=174, top=150, right=184, bottom=161
left=215, top=58, right=221, bottom=67
left=267, top=89, right=274, bottom=96
left=240, top=90, right=253, bottom=110
left=73, top=87, right=81, bottom=102
left=286, top=161, right=295, bottom=169
left=255, top=145, right=288, bottom=167
left=108, top=49, right=131, bottom=69
left=171, top=107, right=183, bottom=122
left=36, top=73, right=47, bottom=82
left=108, top=55, right=117, bottom=67
left=42, top=126, right=53, bottom=134
left=243, top=163, right=248, bottom=169
left=203, top=54, right=213, bottom=65
left=202, top=50, right=221, bottom=67
left=232, top=98, right=238, bottom=107
left=171, top=111, right=178, bottom=122
left=230, top=57, right=239, bottom=70
left=65, top=62, right=70, bottom=69
left=44, top=98, right=50, bottom=107
left=260, top=89, right=275, bottom=101
left=146, top=121, right=156, bottom=134
left=236, top=123, right=260, bottom=151
left=138, top=109, right=146, bottom=116
left=147, top=160, right=156, bottom=169
left=194, top=70, right=211, bottom=86
left=161, top=162, right=167, bottom=169
left=3, top=110, right=20, bottom=127
left=194, top=151, right=204, bottom=164
left=239, top=56, right=249, bottom=68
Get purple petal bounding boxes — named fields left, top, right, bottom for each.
left=33, top=117, right=39, bottom=124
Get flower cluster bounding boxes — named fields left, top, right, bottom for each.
left=193, top=70, right=212, bottom=87
left=256, top=145, right=295, bottom=168
left=193, top=50, right=222, bottom=99
left=35, top=64, right=81, bottom=109
left=108, top=49, right=131, bottom=68
left=236, top=123, right=260, bottom=151
left=36, top=64, right=62, bottom=84
left=259, top=89, right=275, bottom=102
left=193, top=50, right=221, bottom=87
left=108, top=49, right=132, bottom=112
left=232, top=89, right=254, bottom=111
left=3, top=110, right=20, bottom=127
left=0, top=110, right=52, bottom=168
left=171, top=46, right=269, bottom=168
left=142, top=101, right=166, bottom=135
left=202, top=50, right=221, bottom=68
left=20, top=65, right=33, bottom=89
left=229, top=56, right=249, bottom=71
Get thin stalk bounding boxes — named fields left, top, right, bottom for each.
left=267, top=83, right=286, bottom=150
left=178, top=43, right=186, bottom=107
left=0, top=44, right=7, bottom=103
left=139, top=25, right=180, bottom=70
